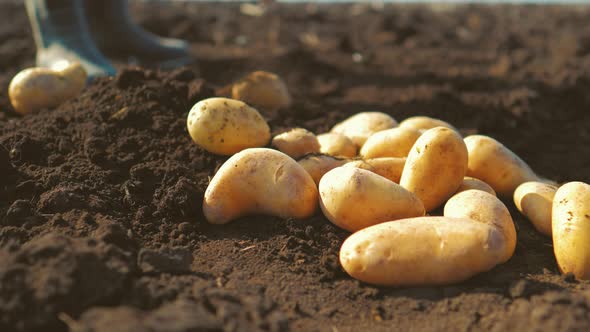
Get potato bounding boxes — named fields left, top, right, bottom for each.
left=330, top=112, right=398, bottom=147
left=400, top=127, right=468, bottom=211
left=456, top=176, right=496, bottom=196
left=444, top=190, right=516, bottom=262
left=343, top=157, right=406, bottom=183
left=514, top=181, right=557, bottom=236
left=8, top=61, right=87, bottom=115
left=339, top=217, right=508, bottom=286
left=297, top=154, right=348, bottom=185
left=464, top=135, right=538, bottom=197
left=398, top=116, right=458, bottom=133
left=552, top=182, right=590, bottom=279
left=317, top=133, right=357, bottom=158
left=319, top=167, right=424, bottom=232
left=187, top=97, right=270, bottom=156
left=271, top=128, right=320, bottom=159
left=359, top=127, right=422, bottom=159
left=231, top=70, right=291, bottom=111
left=203, top=148, right=318, bottom=224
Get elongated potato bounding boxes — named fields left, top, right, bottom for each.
left=203, top=148, right=318, bottom=224
left=231, top=71, right=291, bottom=111
left=330, top=112, right=397, bottom=147
left=552, top=182, right=590, bottom=279
left=398, top=116, right=458, bottom=133
left=339, top=217, right=507, bottom=286
left=464, top=135, right=538, bottom=197
left=9, top=61, right=87, bottom=115
left=317, top=133, right=357, bottom=158
left=360, top=127, right=422, bottom=159
left=187, top=97, right=270, bottom=156
left=514, top=181, right=557, bottom=236
left=271, top=128, right=320, bottom=159
left=444, top=190, right=516, bottom=262
left=298, top=154, right=348, bottom=185
left=456, top=177, right=496, bottom=196
left=343, top=157, right=406, bottom=183
left=400, top=127, right=468, bottom=211
left=319, top=167, right=424, bottom=232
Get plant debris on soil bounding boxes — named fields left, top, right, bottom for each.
left=1, top=1, right=590, bottom=331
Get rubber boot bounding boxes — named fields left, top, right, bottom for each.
left=86, top=0, right=193, bottom=68
left=25, top=0, right=116, bottom=79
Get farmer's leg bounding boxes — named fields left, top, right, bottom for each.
left=25, top=0, right=116, bottom=79
left=86, top=0, right=192, bottom=68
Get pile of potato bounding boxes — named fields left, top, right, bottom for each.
left=188, top=71, right=590, bottom=286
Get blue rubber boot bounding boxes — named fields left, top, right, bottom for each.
left=25, top=0, right=116, bottom=79
left=86, top=0, right=193, bottom=69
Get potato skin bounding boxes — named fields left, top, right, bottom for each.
left=444, top=190, right=516, bottom=262
left=398, top=116, right=458, bottom=133
left=514, top=181, right=557, bottom=236
left=187, top=98, right=270, bottom=156
left=400, top=127, right=468, bottom=211
left=330, top=112, right=398, bottom=147
left=339, top=217, right=507, bottom=286
left=456, top=177, right=496, bottom=196
left=344, top=157, right=406, bottom=184
left=231, top=71, right=291, bottom=111
left=8, top=62, right=87, bottom=115
left=317, top=133, right=357, bottom=158
left=297, top=154, right=348, bottom=185
left=464, top=135, right=538, bottom=197
left=271, top=128, right=320, bottom=159
left=203, top=148, right=318, bottom=224
left=552, top=182, right=590, bottom=279
left=360, top=127, right=422, bottom=159
left=319, top=167, right=424, bottom=232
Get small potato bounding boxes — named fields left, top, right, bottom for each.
left=271, top=128, right=320, bottom=159
left=187, top=97, right=270, bottom=156
left=343, top=157, right=406, bottom=183
left=9, top=61, right=87, bottom=115
left=456, top=177, right=496, bottom=196
left=444, top=190, right=516, bottom=262
left=360, top=127, right=422, bottom=159
left=231, top=71, right=291, bottom=111
left=330, top=112, right=398, bottom=147
left=317, top=133, right=357, bottom=158
left=514, top=181, right=557, bottom=236
left=319, top=167, right=424, bottom=232
left=203, top=148, right=318, bottom=224
left=464, top=135, right=538, bottom=197
left=298, top=154, right=348, bottom=186
left=552, top=182, right=590, bottom=279
left=339, top=217, right=508, bottom=286
left=398, top=116, right=458, bottom=133
left=400, top=127, right=468, bottom=211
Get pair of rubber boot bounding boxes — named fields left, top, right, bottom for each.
left=26, top=0, right=192, bottom=79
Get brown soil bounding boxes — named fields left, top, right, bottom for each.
left=1, top=1, right=590, bottom=331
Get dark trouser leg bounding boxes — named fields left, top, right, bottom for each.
left=86, top=0, right=192, bottom=68
left=25, top=0, right=116, bottom=79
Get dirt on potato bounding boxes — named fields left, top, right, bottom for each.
left=1, top=1, right=590, bottom=331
